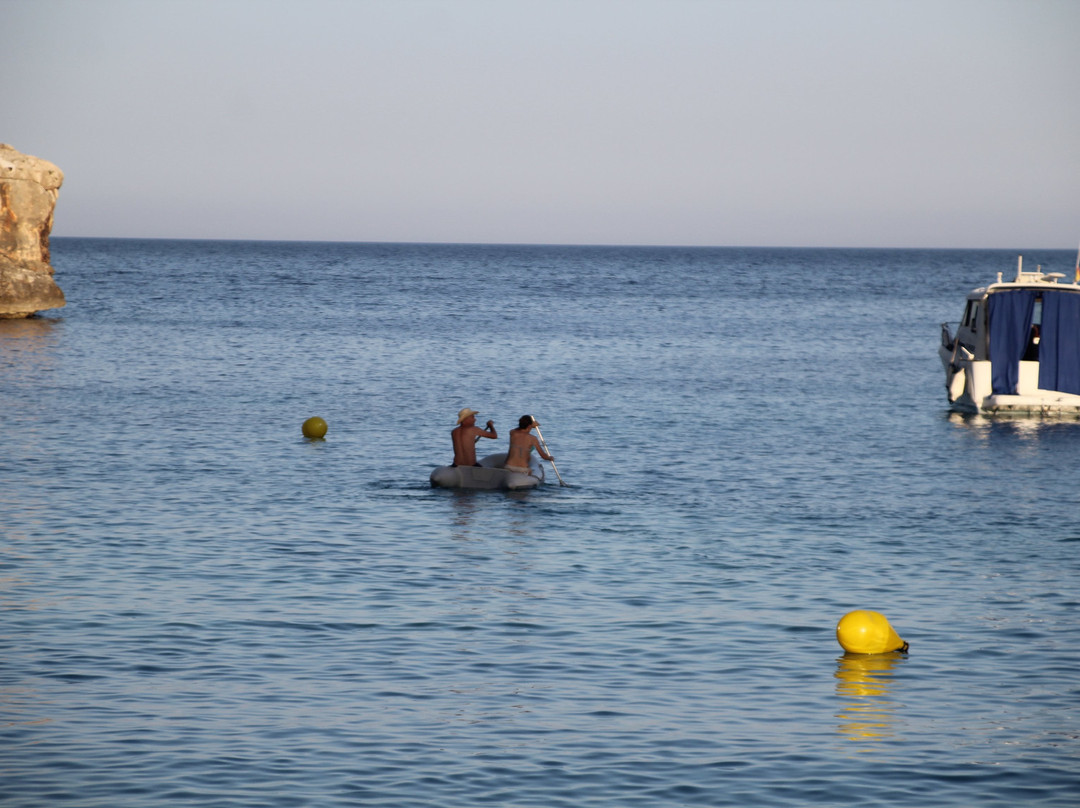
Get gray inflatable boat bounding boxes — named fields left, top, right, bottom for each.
left=430, top=452, right=544, bottom=490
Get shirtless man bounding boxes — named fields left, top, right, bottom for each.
left=504, top=415, right=553, bottom=475
left=451, top=408, right=497, bottom=467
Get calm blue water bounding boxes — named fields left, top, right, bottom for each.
left=3, top=239, right=1079, bottom=807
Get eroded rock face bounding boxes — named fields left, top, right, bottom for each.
left=0, top=144, right=66, bottom=318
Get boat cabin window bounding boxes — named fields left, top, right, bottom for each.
left=962, top=301, right=977, bottom=328
left=968, top=302, right=980, bottom=332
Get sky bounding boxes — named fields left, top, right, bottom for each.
left=3, top=0, right=1078, bottom=248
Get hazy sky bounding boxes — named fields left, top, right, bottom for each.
left=3, top=0, right=1078, bottom=247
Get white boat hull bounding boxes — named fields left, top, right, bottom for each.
left=430, top=452, right=544, bottom=490
left=939, top=346, right=1080, bottom=415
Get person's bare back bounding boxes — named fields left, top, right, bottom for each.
left=504, top=415, right=552, bottom=473
left=451, top=408, right=497, bottom=466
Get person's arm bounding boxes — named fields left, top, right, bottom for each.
left=532, top=434, right=552, bottom=461
left=477, top=421, right=498, bottom=440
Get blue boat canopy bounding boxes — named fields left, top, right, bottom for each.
left=989, top=288, right=1080, bottom=396
left=1039, top=291, right=1080, bottom=396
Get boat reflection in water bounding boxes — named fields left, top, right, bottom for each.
left=945, top=410, right=1080, bottom=442
left=834, top=651, right=907, bottom=749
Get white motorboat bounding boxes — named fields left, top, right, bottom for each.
left=430, top=452, right=545, bottom=490
left=939, top=256, right=1080, bottom=414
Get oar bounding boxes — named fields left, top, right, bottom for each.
left=533, top=425, right=567, bottom=486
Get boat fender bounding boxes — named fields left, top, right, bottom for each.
left=947, top=365, right=966, bottom=403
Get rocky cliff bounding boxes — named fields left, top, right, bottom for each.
left=0, top=144, right=66, bottom=318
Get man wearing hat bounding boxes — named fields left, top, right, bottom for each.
left=451, top=408, right=498, bottom=467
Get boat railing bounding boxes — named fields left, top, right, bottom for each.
left=940, top=322, right=956, bottom=351
left=1008, top=255, right=1069, bottom=285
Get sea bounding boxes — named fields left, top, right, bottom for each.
left=2, top=238, right=1079, bottom=807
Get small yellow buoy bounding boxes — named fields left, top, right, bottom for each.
left=302, top=416, right=328, bottom=440
left=836, top=610, right=908, bottom=654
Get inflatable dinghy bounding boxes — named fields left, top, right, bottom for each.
left=430, top=452, right=544, bottom=490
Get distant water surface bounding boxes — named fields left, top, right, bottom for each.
left=2, top=239, right=1079, bottom=806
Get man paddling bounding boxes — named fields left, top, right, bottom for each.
left=451, top=408, right=497, bottom=467
left=504, top=415, right=553, bottom=475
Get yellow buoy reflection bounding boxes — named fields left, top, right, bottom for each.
left=835, top=650, right=905, bottom=745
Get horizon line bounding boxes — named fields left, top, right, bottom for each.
left=48, top=235, right=1080, bottom=253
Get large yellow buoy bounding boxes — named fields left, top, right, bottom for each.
left=302, top=416, right=328, bottom=440
left=836, top=610, right=908, bottom=654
